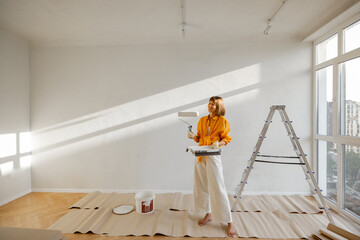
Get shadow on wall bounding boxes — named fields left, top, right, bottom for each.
left=32, top=63, right=262, bottom=155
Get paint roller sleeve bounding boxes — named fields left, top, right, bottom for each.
left=178, top=112, right=199, bottom=117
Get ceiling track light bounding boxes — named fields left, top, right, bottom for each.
left=264, top=0, right=287, bottom=35
left=264, top=20, right=272, bottom=35
left=181, top=0, right=186, bottom=38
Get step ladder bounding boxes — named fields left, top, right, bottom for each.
left=231, top=105, right=334, bottom=224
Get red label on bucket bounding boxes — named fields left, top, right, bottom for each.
left=141, top=199, right=153, bottom=213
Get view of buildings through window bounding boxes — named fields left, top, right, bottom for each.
left=315, top=18, right=360, bottom=218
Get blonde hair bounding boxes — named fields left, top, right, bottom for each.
left=209, top=96, right=225, bottom=116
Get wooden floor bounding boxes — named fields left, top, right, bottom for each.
left=0, top=192, right=355, bottom=240
left=1, top=192, right=239, bottom=240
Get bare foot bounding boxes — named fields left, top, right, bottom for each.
left=228, top=222, right=237, bottom=237
left=198, top=213, right=212, bottom=226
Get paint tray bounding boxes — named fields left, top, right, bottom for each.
left=186, top=146, right=222, bottom=156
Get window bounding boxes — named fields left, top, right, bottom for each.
left=343, top=20, right=360, bottom=53
left=316, top=34, right=338, bottom=64
left=340, top=57, right=360, bottom=137
left=344, top=144, right=360, bottom=217
left=316, top=66, right=333, bottom=136
left=318, top=140, right=337, bottom=203
left=314, top=15, right=360, bottom=220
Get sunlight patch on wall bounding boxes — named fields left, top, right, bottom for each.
left=0, top=161, right=14, bottom=176
left=20, top=132, right=32, bottom=154
left=32, top=64, right=261, bottom=152
left=20, top=155, right=32, bottom=169
left=0, top=133, right=16, bottom=158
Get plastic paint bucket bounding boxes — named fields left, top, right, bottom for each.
left=135, top=191, right=155, bottom=214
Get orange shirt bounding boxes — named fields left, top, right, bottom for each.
left=194, top=115, right=232, bottom=146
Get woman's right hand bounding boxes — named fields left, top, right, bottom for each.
left=188, top=130, right=196, bottom=139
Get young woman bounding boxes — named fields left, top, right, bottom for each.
left=188, top=96, right=237, bottom=237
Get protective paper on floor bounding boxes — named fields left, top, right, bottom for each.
left=49, top=207, right=359, bottom=238
left=48, top=192, right=360, bottom=238
left=327, top=223, right=360, bottom=240
left=319, top=229, right=347, bottom=240
left=0, top=227, right=63, bottom=240
left=70, top=191, right=322, bottom=213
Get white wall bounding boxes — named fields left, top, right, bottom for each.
left=30, top=40, right=313, bottom=194
left=0, top=29, right=31, bottom=205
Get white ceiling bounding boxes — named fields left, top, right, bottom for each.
left=0, top=0, right=358, bottom=46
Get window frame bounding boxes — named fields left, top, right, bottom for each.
left=313, top=13, right=360, bottom=224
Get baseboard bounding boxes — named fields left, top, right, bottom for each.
left=0, top=189, right=32, bottom=206
left=31, top=188, right=312, bottom=196
left=31, top=188, right=194, bottom=194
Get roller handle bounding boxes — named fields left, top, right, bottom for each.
left=188, top=125, right=193, bottom=133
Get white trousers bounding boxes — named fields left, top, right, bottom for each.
left=193, top=155, right=232, bottom=223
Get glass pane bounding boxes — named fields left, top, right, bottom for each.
left=316, top=34, right=338, bottom=64
left=340, top=57, right=360, bottom=137
left=316, top=66, right=333, bottom=135
left=318, top=140, right=337, bottom=203
left=344, top=144, right=360, bottom=217
left=344, top=20, right=360, bottom=53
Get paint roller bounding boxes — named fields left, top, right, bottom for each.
left=178, top=112, right=199, bottom=133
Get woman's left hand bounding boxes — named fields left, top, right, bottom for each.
left=211, top=141, right=219, bottom=149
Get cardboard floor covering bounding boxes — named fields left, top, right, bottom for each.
left=49, top=192, right=360, bottom=238
left=0, top=226, right=64, bottom=240
left=69, top=191, right=323, bottom=213
left=312, top=224, right=360, bottom=240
